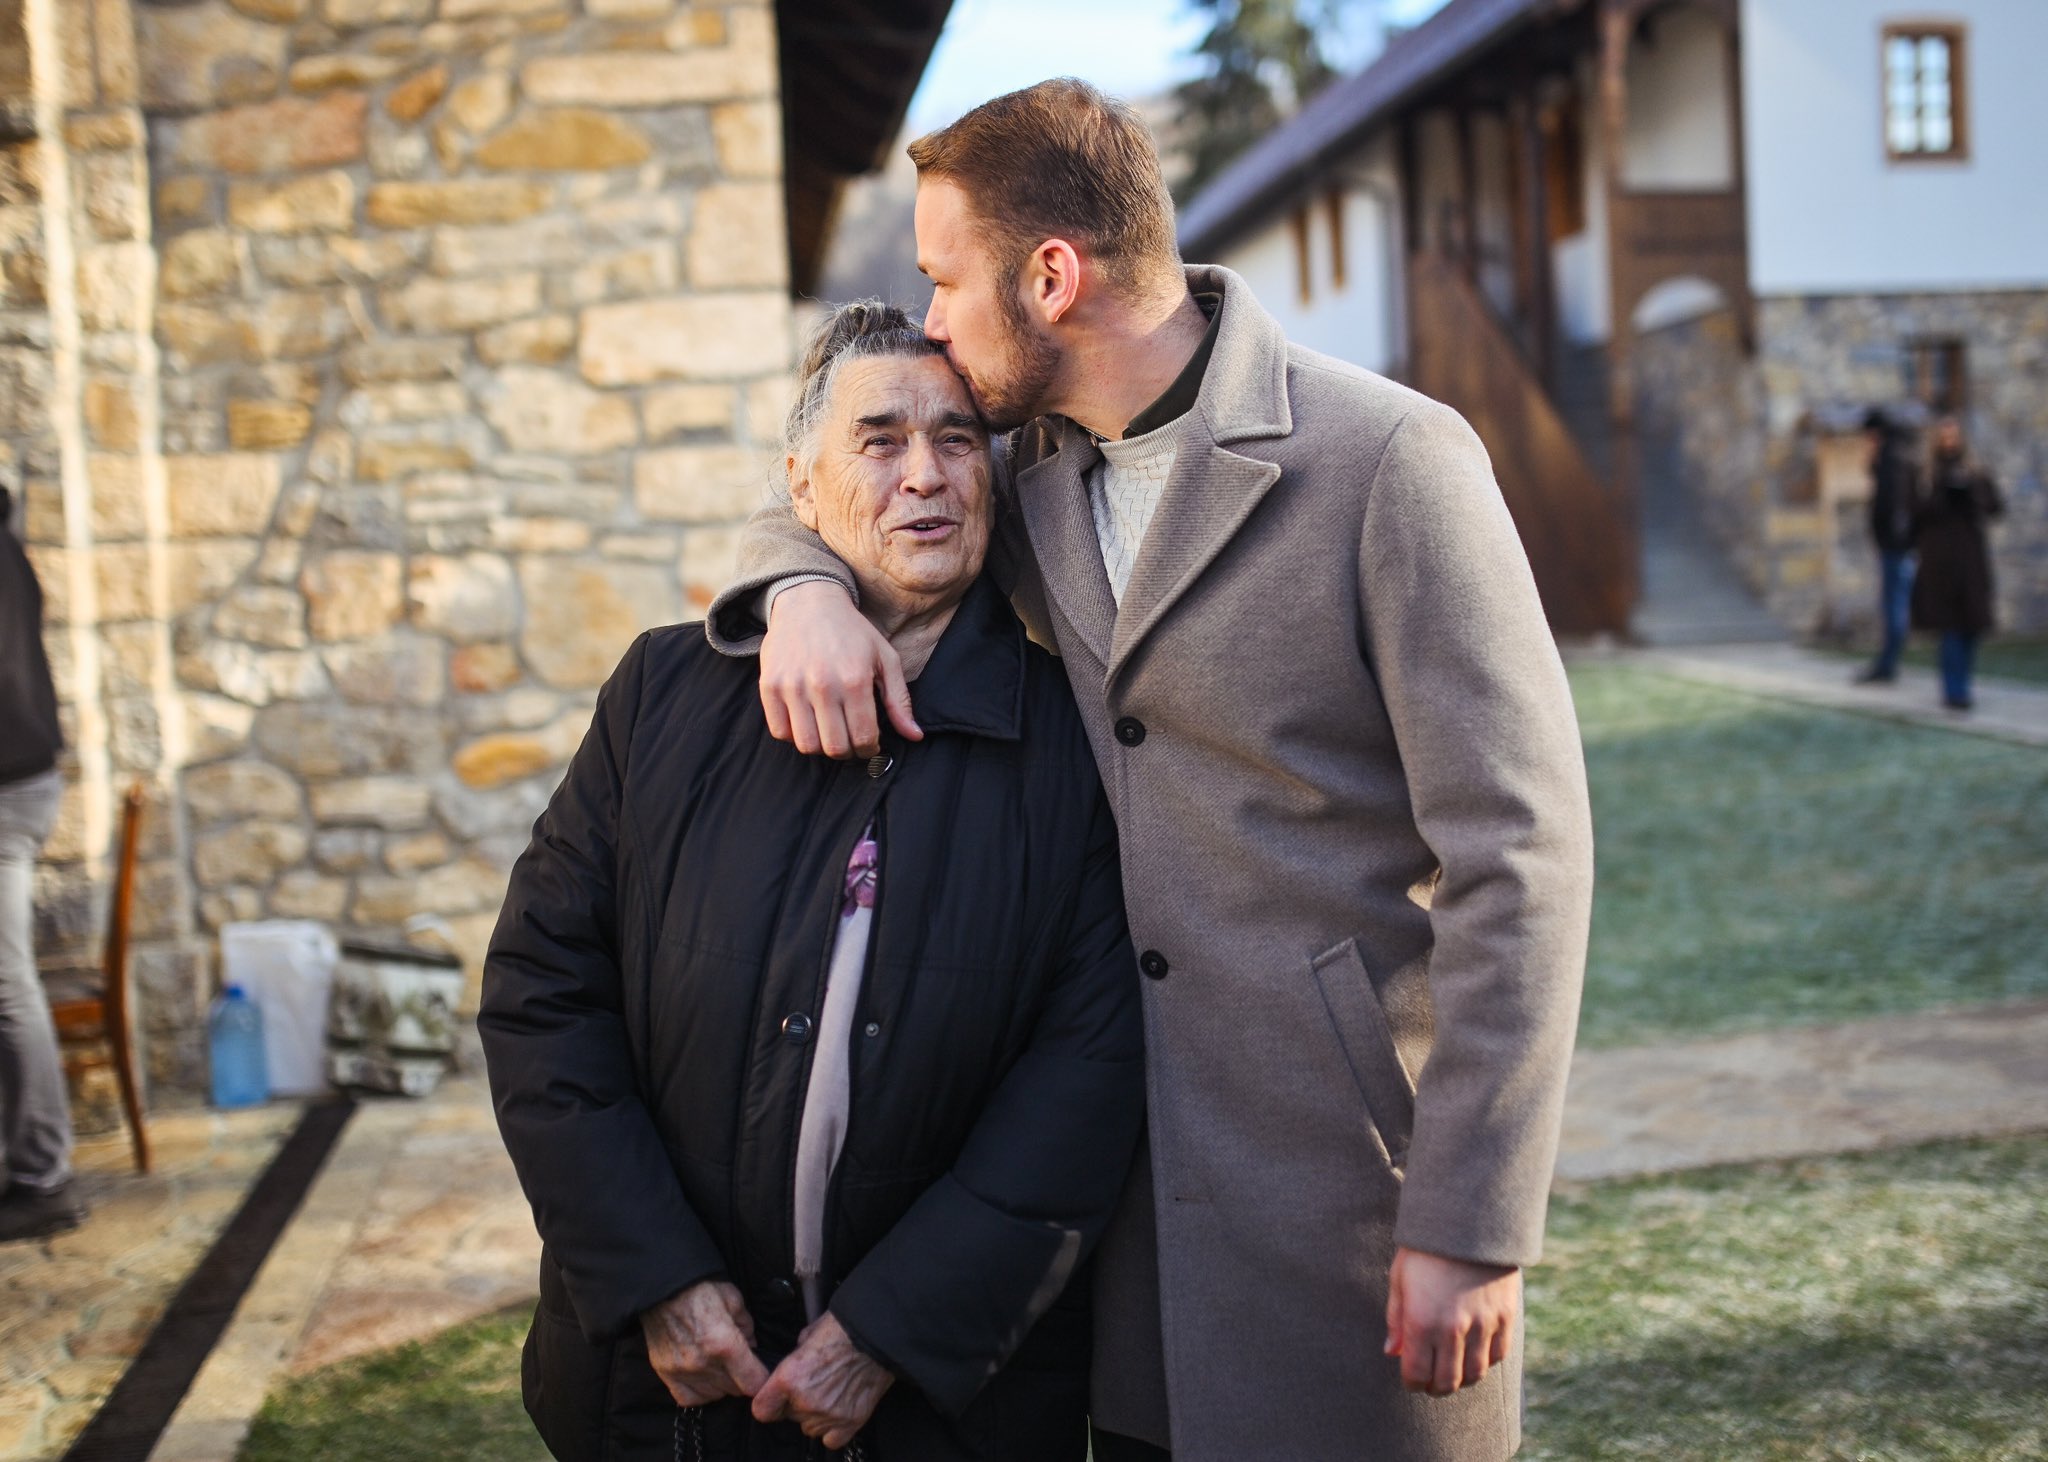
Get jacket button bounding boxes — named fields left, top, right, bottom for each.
left=866, top=753, right=894, bottom=778
left=1139, top=950, right=1170, bottom=980
left=766, top=1277, right=796, bottom=1302
left=781, top=1012, right=813, bottom=1044
left=1114, top=716, right=1147, bottom=747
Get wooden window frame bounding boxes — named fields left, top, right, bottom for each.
left=1882, top=20, right=1970, bottom=165
left=1290, top=203, right=1314, bottom=307
left=1904, top=336, right=1968, bottom=413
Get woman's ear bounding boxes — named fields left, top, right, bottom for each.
left=787, top=454, right=820, bottom=532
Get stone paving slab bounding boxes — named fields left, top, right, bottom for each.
left=1619, top=641, right=2048, bottom=747
left=1556, top=998, right=2048, bottom=1182
left=0, top=1102, right=300, bottom=1462
left=148, top=1078, right=537, bottom=1462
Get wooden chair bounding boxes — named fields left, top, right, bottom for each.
left=50, top=782, right=151, bottom=1175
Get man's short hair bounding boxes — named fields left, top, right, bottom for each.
left=908, top=78, right=1182, bottom=299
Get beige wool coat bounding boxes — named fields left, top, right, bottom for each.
left=709, top=265, right=1594, bottom=1460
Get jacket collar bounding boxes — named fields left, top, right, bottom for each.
left=903, top=572, right=1026, bottom=741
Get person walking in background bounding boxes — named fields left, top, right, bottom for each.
left=1855, top=408, right=1919, bottom=684
left=0, top=486, right=85, bottom=1243
left=1910, top=415, right=2003, bottom=712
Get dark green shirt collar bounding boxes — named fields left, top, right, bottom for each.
left=1120, top=292, right=1222, bottom=440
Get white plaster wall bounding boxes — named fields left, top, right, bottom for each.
left=1214, top=180, right=1399, bottom=375
left=1623, top=3, right=1735, bottom=189
left=1744, top=0, right=2048, bottom=294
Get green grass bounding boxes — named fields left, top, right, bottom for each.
left=1572, top=664, right=2048, bottom=1048
left=239, top=1303, right=546, bottom=1462
left=1526, top=1133, right=2048, bottom=1459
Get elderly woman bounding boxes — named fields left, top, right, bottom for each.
left=480, top=303, right=1143, bottom=1461
left=1910, top=414, right=2003, bottom=712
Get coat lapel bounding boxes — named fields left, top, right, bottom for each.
left=1106, top=439, right=1280, bottom=684
left=1016, top=419, right=1117, bottom=670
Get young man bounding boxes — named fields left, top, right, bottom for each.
left=0, top=486, right=83, bottom=1243
left=709, top=80, right=1593, bottom=1461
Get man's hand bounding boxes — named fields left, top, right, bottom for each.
left=751, top=1311, right=894, bottom=1449
left=760, top=582, right=921, bottom=759
left=1384, top=1246, right=1520, bottom=1397
left=640, top=1280, right=770, bottom=1407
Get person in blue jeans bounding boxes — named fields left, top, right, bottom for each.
left=0, top=485, right=85, bottom=1243
left=1909, top=416, right=2004, bottom=712
left=1856, top=409, right=1919, bottom=684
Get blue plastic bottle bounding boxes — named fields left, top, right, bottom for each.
left=209, top=984, right=270, bottom=1109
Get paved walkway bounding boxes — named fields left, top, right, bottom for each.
left=10, top=997, right=2048, bottom=1461
left=0, top=1102, right=299, bottom=1461
left=1620, top=641, right=2048, bottom=747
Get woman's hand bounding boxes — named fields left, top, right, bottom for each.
left=640, top=1280, right=770, bottom=1407
left=751, top=1311, right=894, bottom=1449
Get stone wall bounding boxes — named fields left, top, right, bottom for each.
left=12, top=0, right=795, bottom=1096
left=1633, top=290, right=2048, bottom=638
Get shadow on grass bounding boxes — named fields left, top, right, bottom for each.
left=238, top=1301, right=546, bottom=1462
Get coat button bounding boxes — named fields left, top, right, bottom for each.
left=866, top=753, right=894, bottom=778
left=1114, top=717, right=1147, bottom=747
left=781, top=1012, right=813, bottom=1044
left=1139, top=950, right=1170, bottom=980
left=766, top=1277, right=796, bottom=1302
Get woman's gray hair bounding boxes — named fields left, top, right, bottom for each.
left=781, top=301, right=949, bottom=487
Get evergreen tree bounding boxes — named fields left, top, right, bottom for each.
left=1172, top=0, right=1346, bottom=200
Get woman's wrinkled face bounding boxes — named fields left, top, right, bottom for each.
left=1934, top=417, right=1964, bottom=456
left=790, top=353, right=992, bottom=621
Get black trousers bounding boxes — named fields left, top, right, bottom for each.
left=1090, top=1426, right=1171, bottom=1462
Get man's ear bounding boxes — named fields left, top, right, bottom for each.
left=786, top=455, right=820, bottom=532
left=1025, top=238, right=1084, bottom=325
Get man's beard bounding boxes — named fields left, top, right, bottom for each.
left=964, top=286, right=1061, bottom=431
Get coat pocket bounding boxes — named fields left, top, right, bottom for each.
left=1308, top=937, right=1416, bottom=1169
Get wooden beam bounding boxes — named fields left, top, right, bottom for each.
left=1455, top=106, right=1479, bottom=284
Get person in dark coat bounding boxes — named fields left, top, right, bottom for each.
left=0, top=485, right=85, bottom=1244
left=1855, top=409, right=1920, bottom=684
left=1909, top=414, right=2003, bottom=710
left=479, top=303, right=1145, bottom=1462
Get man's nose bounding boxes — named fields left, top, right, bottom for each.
left=923, top=292, right=946, bottom=341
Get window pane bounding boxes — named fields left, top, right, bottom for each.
left=1888, top=36, right=1918, bottom=75
left=1923, top=113, right=1952, bottom=152
left=1924, top=80, right=1950, bottom=113
left=1920, top=37, right=1950, bottom=76
left=1889, top=117, right=1920, bottom=152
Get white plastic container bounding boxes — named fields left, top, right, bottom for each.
left=219, top=920, right=340, bottom=1096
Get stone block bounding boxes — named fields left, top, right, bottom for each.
left=183, top=760, right=304, bottom=823
left=522, top=51, right=757, bottom=109
left=383, top=829, right=450, bottom=873
left=213, top=584, right=309, bottom=648
left=489, top=517, right=592, bottom=554
left=227, top=172, right=355, bottom=234
left=84, top=380, right=142, bottom=452
left=377, top=271, right=543, bottom=335
left=178, top=640, right=330, bottom=705
left=322, top=0, right=432, bottom=25
left=156, top=176, right=214, bottom=229
left=446, top=73, right=512, bottom=135
left=169, top=539, right=261, bottom=613
left=81, top=152, right=146, bottom=242
left=687, top=182, right=784, bottom=288
left=407, top=552, right=517, bottom=641
left=166, top=454, right=281, bottom=538
left=442, top=0, right=566, bottom=14
left=86, top=454, right=146, bottom=541
left=476, top=314, right=574, bottom=367
left=157, top=304, right=260, bottom=367
left=555, top=244, right=680, bottom=308
left=343, top=338, right=465, bottom=384
left=452, top=731, right=550, bottom=789
left=387, top=63, right=449, bottom=122
left=480, top=366, right=637, bottom=456
left=94, top=543, right=154, bottom=621
left=136, top=0, right=290, bottom=115
left=519, top=557, right=678, bottom=688
left=289, top=53, right=407, bottom=91
left=450, top=641, right=521, bottom=692
left=164, top=92, right=368, bottom=174
left=711, top=100, right=779, bottom=178
left=358, top=439, right=475, bottom=481
left=474, top=108, right=651, bottom=171
left=352, top=857, right=506, bottom=923
left=587, top=0, right=674, bottom=14
left=643, top=383, right=733, bottom=441
left=678, top=523, right=739, bottom=614
left=302, top=551, right=404, bottom=641
left=227, top=0, right=310, bottom=20
left=271, top=871, right=349, bottom=921
left=365, top=179, right=551, bottom=229
left=227, top=399, right=313, bottom=450
left=253, top=234, right=424, bottom=287
left=635, top=444, right=768, bottom=523
left=66, top=110, right=147, bottom=154
left=428, top=215, right=588, bottom=276
left=158, top=229, right=242, bottom=300
left=77, top=243, right=152, bottom=331
left=580, top=292, right=789, bottom=386
left=341, top=380, right=470, bottom=426
left=309, top=774, right=434, bottom=827
left=193, top=821, right=310, bottom=888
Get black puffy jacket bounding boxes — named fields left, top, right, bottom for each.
left=480, top=577, right=1145, bottom=1462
